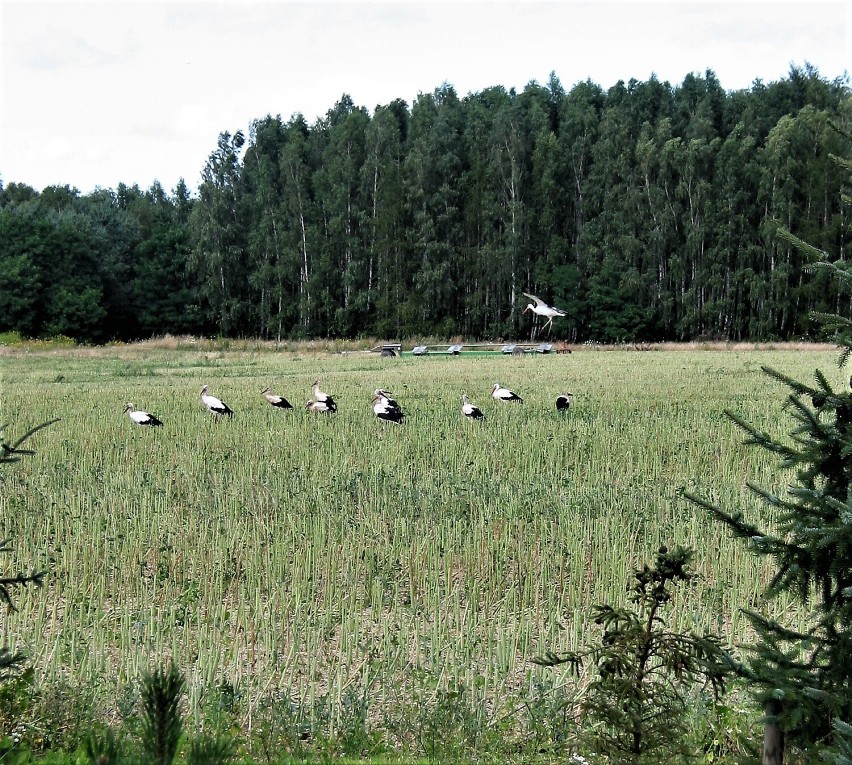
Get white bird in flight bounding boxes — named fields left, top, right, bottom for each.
left=522, top=292, right=567, bottom=334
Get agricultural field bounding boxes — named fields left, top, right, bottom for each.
left=0, top=341, right=843, bottom=758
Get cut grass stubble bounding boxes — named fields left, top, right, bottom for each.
left=0, top=346, right=834, bottom=734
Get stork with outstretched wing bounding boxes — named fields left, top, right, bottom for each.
left=522, top=292, right=566, bottom=335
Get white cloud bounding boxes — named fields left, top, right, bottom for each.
left=1, top=0, right=848, bottom=195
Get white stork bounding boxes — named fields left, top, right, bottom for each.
left=124, top=403, right=163, bottom=427
left=522, top=292, right=567, bottom=334
left=261, top=387, right=293, bottom=410
left=461, top=394, right=485, bottom=420
left=556, top=392, right=574, bottom=411
left=311, top=380, right=337, bottom=411
left=200, top=385, right=234, bottom=417
left=374, top=388, right=400, bottom=408
left=305, top=399, right=336, bottom=414
left=372, top=392, right=404, bottom=424
left=492, top=383, right=524, bottom=403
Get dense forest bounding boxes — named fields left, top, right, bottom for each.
left=1, top=66, right=849, bottom=343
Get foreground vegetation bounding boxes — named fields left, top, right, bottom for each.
left=0, top=342, right=842, bottom=761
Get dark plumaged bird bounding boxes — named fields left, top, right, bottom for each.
left=372, top=392, right=404, bottom=423
left=124, top=403, right=163, bottom=427
left=461, top=394, right=485, bottom=420
left=261, top=387, right=293, bottom=409
left=556, top=392, right=574, bottom=411
left=306, top=399, right=335, bottom=414
left=492, top=383, right=524, bottom=403
left=200, top=385, right=234, bottom=417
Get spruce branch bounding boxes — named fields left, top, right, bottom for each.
left=140, top=663, right=185, bottom=765
left=0, top=419, right=60, bottom=464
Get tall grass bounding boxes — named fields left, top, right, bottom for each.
left=0, top=345, right=839, bottom=737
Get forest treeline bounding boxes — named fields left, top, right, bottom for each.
left=1, top=66, right=849, bottom=343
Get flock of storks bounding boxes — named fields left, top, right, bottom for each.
left=121, top=293, right=573, bottom=429
left=123, top=381, right=575, bottom=428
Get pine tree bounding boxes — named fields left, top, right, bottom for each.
left=834, top=719, right=852, bottom=765
left=0, top=420, right=57, bottom=679
left=139, top=663, right=185, bottom=765
left=534, top=545, right=729, bottom=764
left=686, top=124, right=852, bottom=762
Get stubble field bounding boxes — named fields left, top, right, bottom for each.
left=0, top=341, right=840, bottom=753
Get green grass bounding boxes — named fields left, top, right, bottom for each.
left=0, top=343, right=841, bottom=755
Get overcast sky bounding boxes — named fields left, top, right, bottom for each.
left=1, top=1, right=848, bottom=196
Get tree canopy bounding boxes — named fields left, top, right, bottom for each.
left=1, top=67, right=848, bottom=343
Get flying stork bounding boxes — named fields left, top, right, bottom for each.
left=124, top=403, right=163, bottom=427
left=261, top=387, right=293, bottom=409
left=200, top=385, right=234, bottom=417
left=556, top=392, right=574, bottom=411
left=461, top=394, right=485, bottom=420
left=492, top=383, right=524, bottom=403
left=522, top=292, right=567, bottom=335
